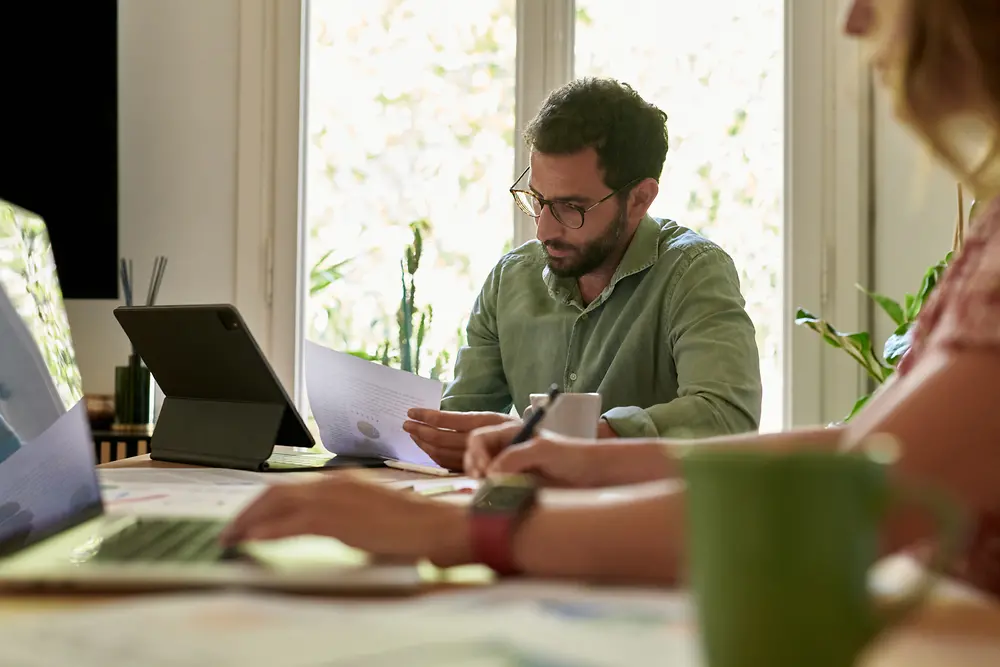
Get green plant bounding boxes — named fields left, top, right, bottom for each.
left=395, top=219, right=432, bottom=374
left=321, top=219, right=466, bottom=380
left=349, top=220, right=436, bottom=375
left=309, top=248, right=352, bottom=296
left=794, top=253, right=951, bottom=421
left=309, top=248, right=373, bottom=357
left=794, top=187, right=977, bottom=422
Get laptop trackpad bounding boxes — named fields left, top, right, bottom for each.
left=237, top=535, right=372, bottom=569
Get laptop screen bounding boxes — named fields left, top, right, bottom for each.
left=0, top=199, right=102, bottom=555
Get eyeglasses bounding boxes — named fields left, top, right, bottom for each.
left=509, top=166, right=641, bottom=230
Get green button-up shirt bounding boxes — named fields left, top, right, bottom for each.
left=440, top=215, right=762, bottom=439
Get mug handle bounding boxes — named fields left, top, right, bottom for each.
left=872, top=479, right=968, bottom=633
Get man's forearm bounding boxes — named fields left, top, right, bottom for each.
left=603, top=393, right=759, bottom=440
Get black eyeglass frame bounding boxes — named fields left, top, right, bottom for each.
left=508, top=166, right=642, bottom=230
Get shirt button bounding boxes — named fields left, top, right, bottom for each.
left=569, top=372, right=578, bottom=382
left=580, top=313, right=588, bottom=320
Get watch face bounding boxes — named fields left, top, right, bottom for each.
left=472, top=477, right=537, bottom=514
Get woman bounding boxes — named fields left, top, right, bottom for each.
left=222, top=0, right=1000, bottom=596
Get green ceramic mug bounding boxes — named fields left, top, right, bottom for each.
left=680, top=442, right=966, bottom=667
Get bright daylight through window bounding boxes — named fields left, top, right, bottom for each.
left=302, top=0, right=783, bottom=431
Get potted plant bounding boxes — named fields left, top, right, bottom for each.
left=794, top=185, right=979, bottom=422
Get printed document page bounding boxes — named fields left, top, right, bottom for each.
left=304, top=340, right=444, bottom=467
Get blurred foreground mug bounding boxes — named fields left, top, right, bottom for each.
left=680, top=442, right=965, bottom=667
left=528, top=392, right=602, bottom=439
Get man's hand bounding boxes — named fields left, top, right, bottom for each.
left=403, top=409, right=518, bottom=470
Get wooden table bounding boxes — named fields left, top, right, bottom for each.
left=2, top=456, right=1000, bottom=667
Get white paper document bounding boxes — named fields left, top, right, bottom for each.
left=305, top=340, right=444, bottom=467
left=98, top=480, right=265, bottom=519
left=0, top=588, right=701, bottom=666
left=98, top=468, right=265, bottom=486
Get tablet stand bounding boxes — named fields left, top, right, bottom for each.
left=149, top=397, right=286, bottom=471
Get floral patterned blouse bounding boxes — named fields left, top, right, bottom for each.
left=896, top=196, right=1000, bottom=598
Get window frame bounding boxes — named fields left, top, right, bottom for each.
left=234, top=0, right=306, bottom=402
left=248, top=0, right=872, bottom=428
left=783, top=0, right=873, bottom=427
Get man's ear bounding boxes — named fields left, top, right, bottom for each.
left=629, top=178, right=659, bottom=221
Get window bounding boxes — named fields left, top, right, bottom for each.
left=574, top=0, right=784, bottom=430
left=303, top=0, right=516, bottom=384
left=257, top=0, right=871, bottom=430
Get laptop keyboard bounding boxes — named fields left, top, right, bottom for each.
left=91, top=518, right=229, bottom=563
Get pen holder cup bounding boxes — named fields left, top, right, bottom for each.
left=114, top=357, right=154, bottom=429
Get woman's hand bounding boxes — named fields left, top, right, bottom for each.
left=464, top=422, right=616, bottom=487
left=219, top=473, right=471, bottom=567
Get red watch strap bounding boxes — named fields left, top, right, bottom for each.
left=471, top=513, right=520, bottom=576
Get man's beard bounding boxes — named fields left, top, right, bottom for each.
left=544, top=203, right=627, bottom=278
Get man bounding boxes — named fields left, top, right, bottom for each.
left=403, top=77, right=762, bottom=469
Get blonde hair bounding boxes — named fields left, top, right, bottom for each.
left=882, top=0, right=1000, bottom=198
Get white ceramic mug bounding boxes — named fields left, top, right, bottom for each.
left=528, top=392, right=603, bottom=439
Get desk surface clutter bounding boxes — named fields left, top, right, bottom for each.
left=0, top=455, right=998, bottom=666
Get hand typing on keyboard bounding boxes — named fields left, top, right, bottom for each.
left=220, top=472, right=471, bottom=568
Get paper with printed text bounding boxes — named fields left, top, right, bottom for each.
left=304, top=341, right=444, bottom=468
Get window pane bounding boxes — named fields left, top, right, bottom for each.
left=575, top=0, right=784, bottom=431
left=303, top=0, right=516, bottom=383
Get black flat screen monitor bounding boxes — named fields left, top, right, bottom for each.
left=0, top=2, right=119, bottom=300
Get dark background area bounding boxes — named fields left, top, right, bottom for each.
left=0, top=2, right=119, bottom=300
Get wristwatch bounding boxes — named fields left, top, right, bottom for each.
left=469, top=474, right=539, bottom=576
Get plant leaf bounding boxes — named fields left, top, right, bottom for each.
left=308, top=250, right=352, bottom=295
left=794, top=309, right=844, bottom=349
left=883, top=324, right=913, bottom=366
left=856, top=284, right=905, bottom=326
left=842, top=331, right=889, bottom=383
left=844, top=392, right=873, bottom=422
left=398, top=261, right=412, bottom=373
left=897, top=254, right=951, bottom=322
left=414, top=311, right=427, bottom=376
left=794, top=309, right=889, bottom=382
left=915, top=255, right=950, bottom=303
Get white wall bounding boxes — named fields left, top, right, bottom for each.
left=871, top=88, right=966, bottom=348
left=65, top=0, right=241, bottom=395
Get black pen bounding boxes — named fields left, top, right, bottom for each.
left=511, top=384, right=561, bottom=445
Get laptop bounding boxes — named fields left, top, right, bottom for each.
left=0, top=199, right=421, bottom=592
left=112, top=303, right=385, bottom=472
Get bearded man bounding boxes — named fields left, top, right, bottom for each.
left=403, top=77, right=762, bottom=469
